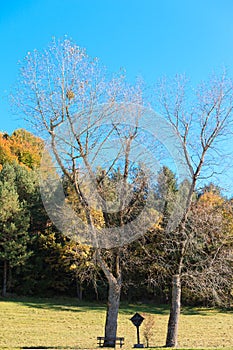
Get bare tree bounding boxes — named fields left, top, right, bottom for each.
left=152, top=72, right=233, bottom=347
left=14, top=38, right=163, bottom=347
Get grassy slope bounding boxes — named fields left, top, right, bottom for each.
left=0, top=297, right=232, bottom=349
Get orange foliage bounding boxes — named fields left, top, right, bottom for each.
left=0, top=133, right=17, bottom=169
left=0, top=129, right=44, bottom=169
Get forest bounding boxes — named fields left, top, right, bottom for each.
left=0, top=128, right=232, bottom=308
left=1, top=38, right=233, bottom=348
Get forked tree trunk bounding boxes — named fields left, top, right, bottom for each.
left=166, top=274, right=181, bottom=347
left=2, top=260, right=7, bottom=297
left=104, top=278, right=121, bottom=347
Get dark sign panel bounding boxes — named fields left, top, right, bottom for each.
left=130, top=312, right=144, bottom=327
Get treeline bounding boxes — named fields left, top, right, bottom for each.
left=0, top=129, right=232, bottom=306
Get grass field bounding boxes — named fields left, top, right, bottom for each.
left=0, top=296, right=232, bottom=349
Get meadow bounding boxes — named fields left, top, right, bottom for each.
left=0, top=296, right=232, bottom=349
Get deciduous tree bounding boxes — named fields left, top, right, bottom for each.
left=153, top=73, right=233, bottom=347
left=14, top=37, right=152, bottom=346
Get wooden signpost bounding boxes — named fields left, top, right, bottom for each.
left=130, top=312, right=145, bottom=348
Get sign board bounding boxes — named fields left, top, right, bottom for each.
left=130, top=313, right=144, bottom=327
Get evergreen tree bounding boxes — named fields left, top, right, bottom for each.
left=0, top=163, right=31, bottom=296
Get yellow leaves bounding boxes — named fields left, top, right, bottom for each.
left=198, top=191, right=224, bottom=208
left=0, top=133, right=18, bottom=165
left=0, top=129, right=44, bottom=169
left=192, top=189, right=233, bottom=244
left=10, top=129, right=44, bottom=169
left=90, top=207, right=105, bottom=229
left=70, top=263, right=77, bottom=271
left=61, top=240, right=94, bottom=277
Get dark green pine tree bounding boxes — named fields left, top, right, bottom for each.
left=154, top=166, right=178, bottom=227
left=0, top=163, right=31, bottom=296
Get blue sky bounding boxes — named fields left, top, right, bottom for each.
left=1, top=0, right=233, bottom=133
left=1, top=0, right=233, bottom=196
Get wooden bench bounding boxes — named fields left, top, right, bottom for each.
left=97, top=336, right=124, bottom=348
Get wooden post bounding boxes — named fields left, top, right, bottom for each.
left=137, top=326, right=140, bottom=344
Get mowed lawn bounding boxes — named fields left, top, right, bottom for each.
left=0, top=297, right=232, bottom=349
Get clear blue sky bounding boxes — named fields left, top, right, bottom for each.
left=1, top=0, right=233, bottom=134
left=1, top=0, right=233, bottom=194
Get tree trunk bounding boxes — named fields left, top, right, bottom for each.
left=103, top=278, right=121, bottom=347
left=8, top=266, right=12, bottom=292
left=76, top=279, right=83, bottom=300
left=166, top=274, right=181, bottom=347
left=2, top=260, right=7, bottom=297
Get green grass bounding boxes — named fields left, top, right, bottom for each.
left=0, top=296, right=232, bottom=349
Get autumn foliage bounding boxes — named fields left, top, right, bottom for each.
left=0, top=129, right=44, bottom=170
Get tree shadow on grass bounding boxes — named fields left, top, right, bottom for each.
left=119, top=303, right=225, bottom=316
left=2, top=296, right=230, bottom=316
left=22, top=348, right=115, bottom=350
left=119, top=303, right=170, bottom=315
left=22, top=347, right=80, bottom=349
left=180, top=306, right=210, bottom=316
left=20, top=301, right=106, bottom=313
left=181, top=306, right=233, bottom=316
left=1, top=296, right=106, bottom=313
left=119, top=303, right=212, bottom=316
left=22, top=347, right=79, bottom=349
